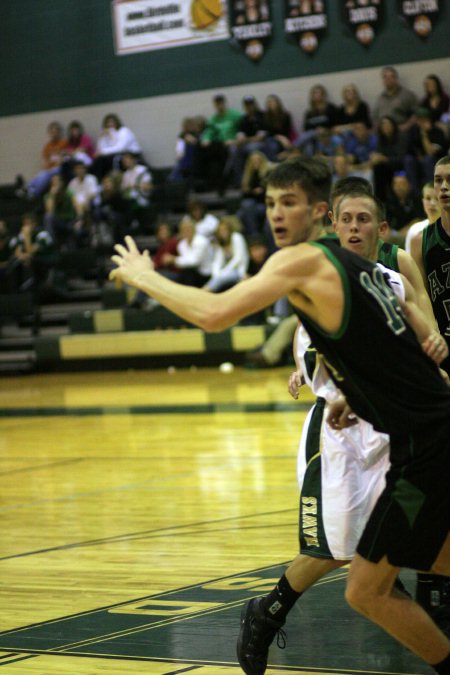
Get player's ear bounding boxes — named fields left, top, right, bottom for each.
left=379, top=220, right=389, bottom=237
left=313, top=200, right=329, bottom=221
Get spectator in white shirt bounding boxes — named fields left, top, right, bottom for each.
left=162, top=219, right=213, bottom=287
left=205, top=217, right=249, bottom=292
left=121, top=152, right=153, bottom=208
left=183, top=199, right=219, bottom=241
left=68, top=161, right=99, bottom=223
left=92, top=113, right=143, bottom=179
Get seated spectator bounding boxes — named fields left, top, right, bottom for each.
left=168, top=116, right=206, bottom=184
left=184, top=199, right=219, bottom=240
left=199, top=94, right=242, bottom=193
left=245, top=234, right=271, bottom=278
left=129, top=222, right=180, bottom=309
left=420, top=74, right=450, bottom=125
left=236, top=151, right=273, bottom=237
left=92, top=113, right=142, bottom=180
left=67, top=161, right=99, bottom=230
left=21, top=122, right=67, bottom=199
left=236, top=95, right=267, bottom=158
left=60, top=120, right=96, bottom=182
left=385, top=171, right=422, bottom=243
left=120, top=152, right=153, bottom=214
left=303, top=84, right=339, bottom=132
left=8, top=213, right=55, bottom=294
left=43, top=174, right=78, bottom=249
left=296, top=84, right=338, bottom=156
left=262, top=94, right=296, bottom=160
left=151, top=222, right=180, bottom=280
left=204, top=217, right=249, bottom=293
left=162, top=218, right=213, bottom=287
left=334, top=83, right=372, bottom=133
left=371, top=115, right=408, bottom=200
left=405, top=182, right=441, bottom=254
left=343, top=121, right=377, bottom=183
left=0, top=220, right=12, bottom=292
left=91, top=173, right=131, bottom=247
left=403, top=107, right=447, bottom=192
left=331, top=153, right=368, bottom=185
left=372, top=66, right=418, bottom=131
left=308, top=126, right=344, bottom=160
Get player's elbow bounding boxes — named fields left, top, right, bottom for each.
left=198, top=300, right=236, bottom=331
left=200, top=310, right=230, bottom=333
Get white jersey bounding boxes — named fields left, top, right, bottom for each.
left=295, top=263, right=404, bottom=560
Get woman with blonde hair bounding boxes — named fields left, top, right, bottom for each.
left=205, top=216, right=249, bottom=293
left=262, top=94, right=296, bottom=160
left=335, top=83, right=372, bottom=132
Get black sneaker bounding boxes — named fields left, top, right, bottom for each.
left=237, top=597, right=286, bottom=675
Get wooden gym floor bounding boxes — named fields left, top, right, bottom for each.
left=0, top=367, right=429, bottom=674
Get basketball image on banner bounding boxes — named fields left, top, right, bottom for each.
left=342, top=0, right=384, bottom=46
left=112, top=0, right=229, bottom=55
left=228, top=0, right=272, bottom=61
left=191, top=0, right=223, bottom=29
left=284, top=1, right=328, bottom=54
left=397, top=0, right=442, bottom=39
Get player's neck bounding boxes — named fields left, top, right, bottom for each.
left=308, top=222, right=327, bottom=241
left=440, top=212, right=450, bottom=235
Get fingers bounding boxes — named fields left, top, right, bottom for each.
left=326, top=399, right=356, bottom=430
left=124, top=235, right=139, bottom=253
left=287, top=371, right=301, bottom=399
left=114, top=243, right=128, bottom=257
left=422, top=332, right=449, bottom=364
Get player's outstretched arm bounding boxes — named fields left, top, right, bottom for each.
left=110, top=236, right=303, bottom=332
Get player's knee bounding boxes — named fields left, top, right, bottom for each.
left=345, top=580, right=373, bottom=615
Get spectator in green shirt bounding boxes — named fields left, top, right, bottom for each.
left=199, top=94, right=242, bottom=193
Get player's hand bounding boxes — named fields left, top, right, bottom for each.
left=287, top=370, right=303, bottom=400
left=438, top=368, right=450, bottom=386
left=110, top=236, right=154, bottom=286
left=421, top=331, right=449, bottom=365
left=327, top=397, right=357, bottom=430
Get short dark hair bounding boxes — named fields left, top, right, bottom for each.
left=331, top=177, right=373, bottom=210
left=435, top=155, right=450, bottom=169
left=265, top=156, right=331, bottom=204
left=335, top=191, right=386, bottom=223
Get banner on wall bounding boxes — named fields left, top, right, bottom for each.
left=112, top=0, right=229, bottom=55
left=284, top=1, right=328, bottom=54
left=342, top=1, right=384, bottom=46
left=228, top=1, right=272, bottom=61
left=397, top=0, right=441, bottom=39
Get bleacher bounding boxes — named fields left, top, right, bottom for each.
left=0, top=180, right=268, bottom=375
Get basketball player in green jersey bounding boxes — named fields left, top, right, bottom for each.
left=410, top=155, right=450, bottom=376
left=332, top=177, right=436, bottom=326
left=111, top=157, right=450, bottom=674
left=237, top=181, right=446, bottom=675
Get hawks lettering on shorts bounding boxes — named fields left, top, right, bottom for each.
left=301, top=496, right=319, bottom=547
